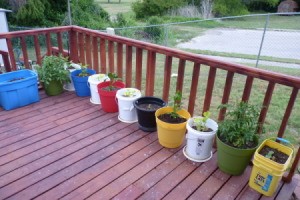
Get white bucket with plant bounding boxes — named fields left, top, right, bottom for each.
left=185, top=111, right=218, bottom=162
left=64, top=63, right=81, bottom=91
left=116, top=88, right=142, bottom=123
left=88, top=74, right=108, bottom=104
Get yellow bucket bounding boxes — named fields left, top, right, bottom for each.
left=249, top=138, right=293, bottom=196
left=155, top=107, right=190, bottom=148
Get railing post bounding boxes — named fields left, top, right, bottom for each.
left=255, top=13, right=269, bottom=68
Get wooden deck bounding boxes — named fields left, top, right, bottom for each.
left=0, top=91, right=298, bottom=200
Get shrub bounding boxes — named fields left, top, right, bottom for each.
left=144, top=16, right=164, bottom=43
left=71, top=0, right=110, bottom=30
left=132, top=0, right=186, bottom=19
left=213, top=0, right=249, bottom=17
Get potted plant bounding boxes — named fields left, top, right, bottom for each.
left=116, top=88, right=142, bottom=123
left=36, top=55, right=70, bottom=96
left=216, top=101, right=262, bottom=175
left=134, top=96, right=166, bottom=132
left=97, top=72, right=125, bottom=113
left=184, top=111, right=218, bottom=162
left=88, top=73, right=108, bottom=104
left=63, top=62, right=81, bottom=91
left=71, top=64, right=96, bottom=97
left=155, top=91, right=191, bottom=148
left=249, top=137, right=293, bottom=196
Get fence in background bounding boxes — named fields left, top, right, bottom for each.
left=6, top=13, right=300, bottom=71
left=112, top=12, right=300, bottom=69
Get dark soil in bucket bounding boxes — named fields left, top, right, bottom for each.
left=101, top=86, right=121, bottom=91
left=138, top=103, right=162, bottom=111
left=191, top=126, right=213, bottom=132
left=158, top=113, right=186, bottom=124
left=259, top=145, right=289, bottom=164
left=9, top=77, right=25, bottom=82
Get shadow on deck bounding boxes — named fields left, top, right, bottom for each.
left=0, top=91, right=298, bottom=200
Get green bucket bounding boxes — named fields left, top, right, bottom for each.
left=44, top=80, right=64, bottom=96
left=216, top=135, right=258, bottom=176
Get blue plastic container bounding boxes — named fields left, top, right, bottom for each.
left=0, top=70, right=40, bottom=110
left=71, top=69, right=96, bottom=97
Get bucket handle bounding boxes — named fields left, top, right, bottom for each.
left=122, top=105, right=134, bottom=111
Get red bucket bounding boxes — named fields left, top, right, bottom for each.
left=97, top=81, right=125, bottom=113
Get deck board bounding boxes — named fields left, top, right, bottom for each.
left=0, top=91, right=298, bottom=200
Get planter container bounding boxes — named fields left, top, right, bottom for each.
left=216, top=134, right=258, bottom=175
left=64, top=63, right=81, bottom=91
left=44, top=80, right=63, bottom=96
left=71, top=69, right=96, bottom=97
left=249, top=138, right=293, bottom=196
left=116, top=88, right=141, bottom=123
left=0, top=69, right=39, bottom=110
left=134, top=97, right=166, bottom=132
left=88, top=74, right=108, bottom=104
left=185, top=117, right=218, bottom=162
left=155, top=107, right=191, bottom=148
left=97, top=81, right=125, bottom=113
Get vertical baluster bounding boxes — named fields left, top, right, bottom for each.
left=145, top=51, right=156, bottom=96
left=2, top=51, right=11, bottom=72
left=100, top=38, right=106, bottom=73
left=108, top=40, right=114, bottom=72
left=46, top=32, right=52, bottom=56
left=33, top=35, right=42, bottom=65
left=162, top=56, right=172, bottom=102
left=218, top=71, right=234, bottom=121
left=202, top=66, right=217, bottom=114
left=135, top=48, right=143, bottom=90
left=176, top=59, right=186, bottom=93
left=242, top=76, right=254, bottom=102
left=117, top=43, right=123, bottom=78
left=85, top=35, right=92, bottom=69
left=56, top=32, right=63, bottom=55
left=126, top=45, right=132, bottom=87
left=188, top=63, right=200, bottom=116
left=20, top=36, right=30, bottom=69
left=78, top=32, right=85, bottom=64
left=257, top=82, right=275, bottom=134
left=69, top=29, right=78, bottom=63
left=92, top=37, right=99, bottom=73
left=278, top=87, right=298, bottom=138
left=6, top=38, right=16, bottom=71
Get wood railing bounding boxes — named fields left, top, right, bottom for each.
left=0, top=26, right=299, bottom=182
left=0, top=50, right=11, bottom=72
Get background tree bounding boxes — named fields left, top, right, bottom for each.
left=132, top=0, right=186, bottom=19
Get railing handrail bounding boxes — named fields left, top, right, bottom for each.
left=0, top=26, right=73, bottom=39
left=72, top=26, right=300, bottom=89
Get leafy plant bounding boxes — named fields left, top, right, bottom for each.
left=78, top=64, right=90, bottom=77
left=169, top=91, right=182, bottom=119
left=217, top=101, right=263, bottom=149
left=106, top=72, right=120, bottom=91
left=122, top=89, right=137, bottom=97
left=36, top=55, right=70, bottom=85
left=194, top=111, right=211, bottom=131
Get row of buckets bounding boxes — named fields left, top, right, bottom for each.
left=66, top=72, right=295, bottom=197
left=66, top=72, right=142, bottom=123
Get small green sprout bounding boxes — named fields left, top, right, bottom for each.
left=194, top=111, right=211, bottom=131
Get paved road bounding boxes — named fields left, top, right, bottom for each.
left=177, top=28, right=300, bottom=60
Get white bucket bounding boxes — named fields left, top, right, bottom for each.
left=64, top=63, right=81, bottom=91
left=88, top=74, right=108, bottom=104
left=185, top=117, right=218, bottom=161
left=116, top=88, right=141, bottom=123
